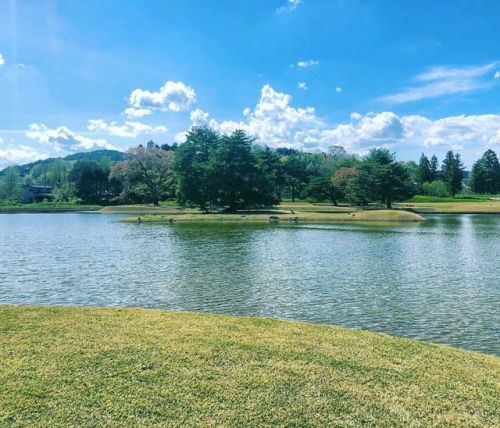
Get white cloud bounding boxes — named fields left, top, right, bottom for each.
left=494, top=71, right=500, bottom=79
left=185, top=84, right=321, bottom=148
left=0, top=145, right=49, bottom=169
left=294, top=112, right=405, bottom=151
left=126, top=80, right=196, bottom=117
left=336, top=86, right=342, bottom=92
left=297, top=82, right=307, bottom=90
left=381, top=62, right=500, bottom=104
left=180, top=85, right=500, bottom=160
left=190, top=108, right=210, bottom=127
left=277, top=0, right=301, bottom=13
left=87, top=119, right=167, bottom=138
left=0, top=53, right=5, bottom=67
left=26, top=124, right=116, bottom=152
left=124, top=107, right=153, bottom=118
left=174, top=131, right=188, bottom=144
left=0, top=136, right=4, bottom=144
left=295, top=59, right=319, bottom=69
left=298, top=112, right=500, bottom=155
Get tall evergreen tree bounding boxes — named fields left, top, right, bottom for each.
left=353, top=149, right=415, bottom=208
left=417, top=153, right=432, bottom=184
left=211, top=130, right=260, bottom=212
left=470, top=149, right=500, bottom=194
left=254, top=146, right=284, bottom=202
left=174, top=127, right=220, bottom=210
left=441, top=151, right=464, bottom=197
left=429, top=155, right=439, bottom=181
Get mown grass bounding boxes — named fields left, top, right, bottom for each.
left=405, top=195, right=492, bottom=203
left=396, top=200, right=500, bottom=213
left=0, top=202, right=102, bottom=213
left=122, top=209, right=425, bottom=224
left=99, top=204, right=199, bottom=215
left=0, top=306, right=498, bottom=427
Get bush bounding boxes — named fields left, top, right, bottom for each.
left=421, top=180, right=448, bottom=197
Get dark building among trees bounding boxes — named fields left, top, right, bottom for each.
left=21, top=185, right=54, bottom=203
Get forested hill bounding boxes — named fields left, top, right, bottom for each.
left=0, top=149, right=128, bottom=177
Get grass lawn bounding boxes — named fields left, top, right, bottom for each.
left=99, top=204, right=199, bottom=215
left=0, top=202, right=102, bottom=213
left=0, top=306, right=498, bottom=426
left=122, top=209, right=424, bottom=224
left=396, top=200, right=500, bottom=213
left=404, top=195, right=493, bottom=203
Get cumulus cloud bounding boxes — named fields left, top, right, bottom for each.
left=336, top=86, right=342, bottom=93
left=182, top=84, right=321, bottom=148
left=277, top=0, right=301, bottom=13
left=125, top=80, right=196, bottom=117
left=0, top=53, right=5, bottom=67
left=0, top=145, right=49, bottom=169
left=179, top=84, right=500, bottom=159
left=26, top=124, right=116, bottom=152
left=123, top=107, right=153, bottom=118
left=297, top=82, right=307, bottom=90
left=293, top=112, right=405, bottom=151
left=190, top=108, right=210, bottom=127
left=495, top=71, right=500, bottom=79
left=381, top=62, right=500, bottom=104
left=87, top=119, right=167, bottom=138
left=294, top=59, right=319, bottom=69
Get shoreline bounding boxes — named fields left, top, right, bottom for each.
left=1, top=200, right=499, bottom=215
left=120, top=210, right=426, bottom=224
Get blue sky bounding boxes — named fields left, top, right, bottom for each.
left=1, top=0, right=500, bottom=168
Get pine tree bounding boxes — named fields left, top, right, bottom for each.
left=417, top=153, right=432, bottom=184
left=429, top=155, right=439, bottom=182
left=441, top=151, right=464, bottom=197
left=470, top=149, right=500, bottom=194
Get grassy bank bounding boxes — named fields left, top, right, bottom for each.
left=0, top=202, right=101, bottom=213
left=1, top=306, right=498, bottom=426
left=122, top=209, right=425, bottom=224
left=396, top=200, right=500, bottom=213
left=404, top=195, right=493, bottom=203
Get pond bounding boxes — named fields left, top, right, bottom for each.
left=0, top=213, right=498, bottom=355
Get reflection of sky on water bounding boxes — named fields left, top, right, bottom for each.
left=0, top=213, right=498, bottom=355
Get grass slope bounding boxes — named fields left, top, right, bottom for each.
left=1, top=306, right=498, bottom=427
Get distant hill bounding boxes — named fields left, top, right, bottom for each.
left=0, top=149, right=129, bottom=177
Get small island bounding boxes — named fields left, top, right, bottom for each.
left=121, top=208, right=425, bottom=224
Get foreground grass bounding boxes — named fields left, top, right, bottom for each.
left=122, top=209, right=425, bottom=224
left=0, top=202, right=101, bottom=213
left=0, top=306, right=498, bottom=427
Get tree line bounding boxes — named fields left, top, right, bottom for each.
left=416, top=149, right=500, bottom=197
left=1, top=126, right=499, bottom=208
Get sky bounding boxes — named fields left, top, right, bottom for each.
left=0, top=0, right=499, bottom=169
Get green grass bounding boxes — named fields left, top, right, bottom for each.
left=0, top=306, right=498, bottom=427
left=405, top=195, right=492, bottom=203
left=0, top=202, right=102, bottom=213
left=122, top=209, right=425, bottom=224
left=396, top=199, right=500, bottom=213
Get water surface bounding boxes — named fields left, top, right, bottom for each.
left=0, top=213, right=498, bottom=355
